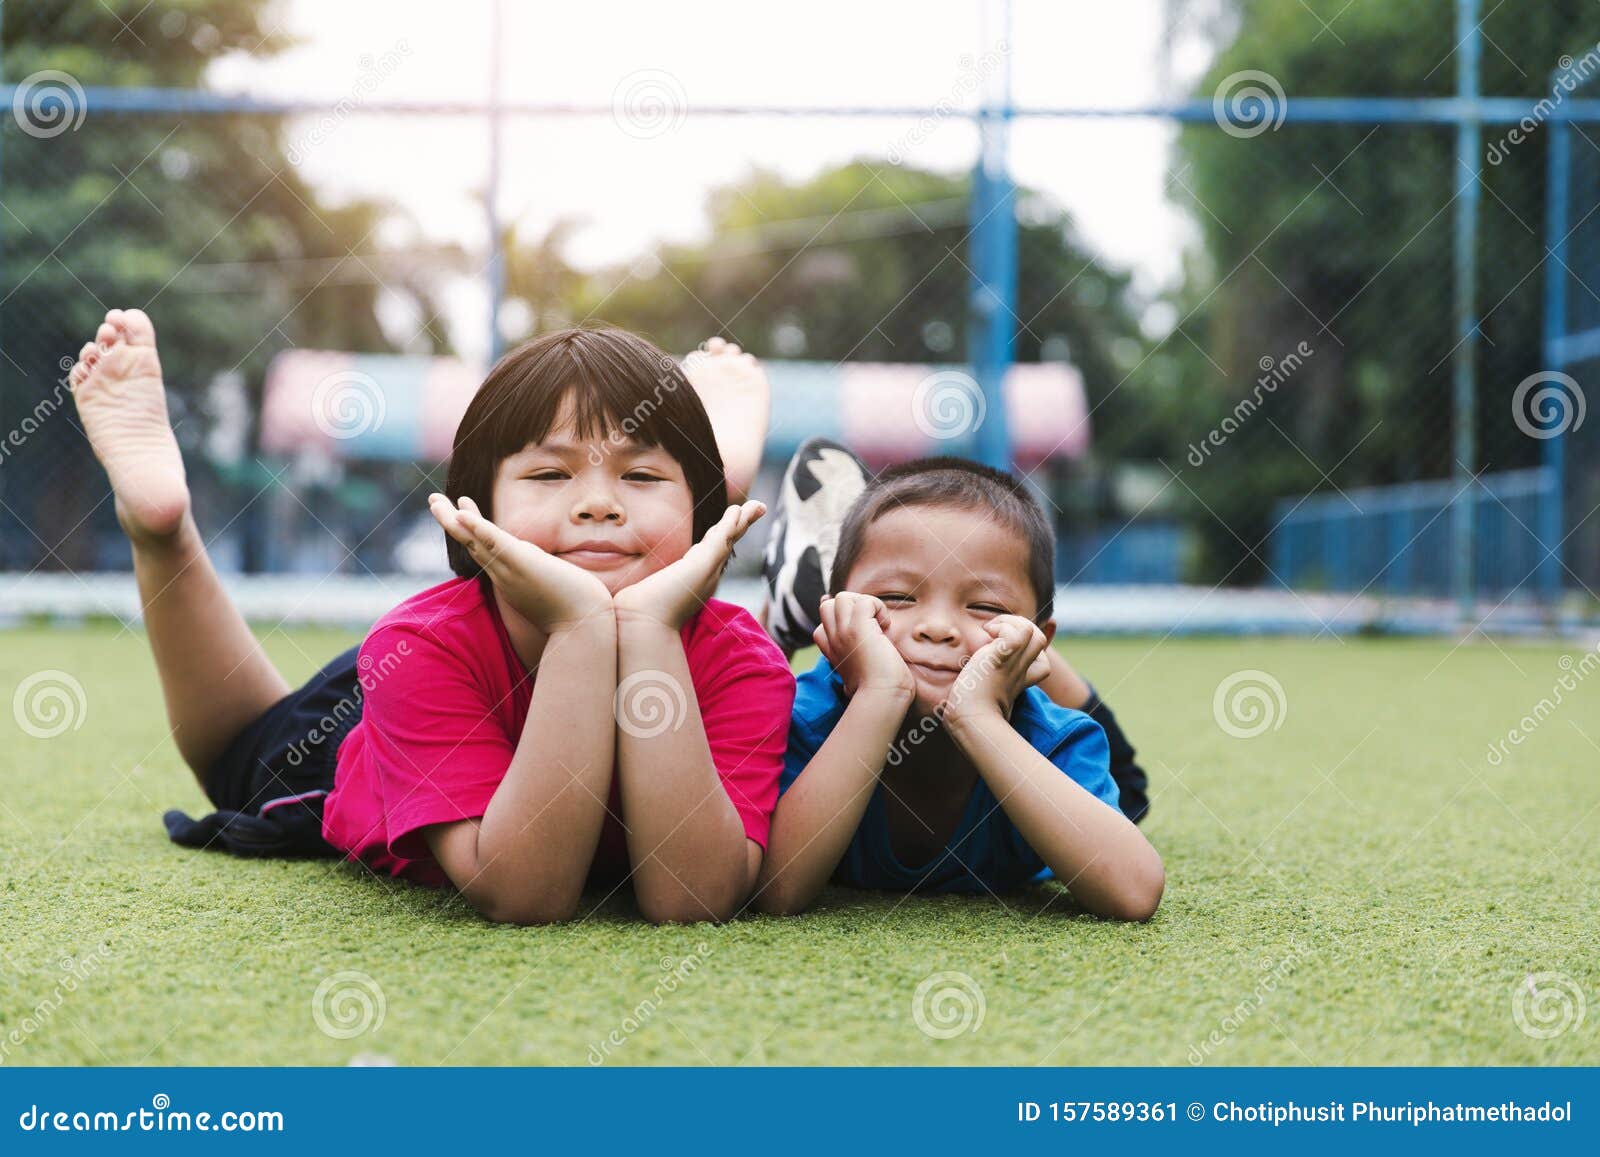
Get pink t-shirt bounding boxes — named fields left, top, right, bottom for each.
left=322, top=576, right=795, bottom=888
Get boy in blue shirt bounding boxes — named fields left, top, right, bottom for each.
left=755, top=443, right=1164, bottom=920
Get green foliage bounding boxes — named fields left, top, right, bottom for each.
left=1166, top=0, right=1600, bottom=582
left=1, top=1, right=418, bottom=567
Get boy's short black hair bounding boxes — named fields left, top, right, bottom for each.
left=828, top=456, right=1057, bottom=623
left=442, top=325, right=728, bottom=581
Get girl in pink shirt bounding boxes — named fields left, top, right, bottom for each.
left=66, top=309, right=794, bottom=924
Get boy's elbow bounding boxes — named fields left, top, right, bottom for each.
left=1105, top=863, right=1165, bottom=923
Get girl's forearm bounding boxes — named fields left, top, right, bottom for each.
left=614, top=617, right=752, bottom=923
left=470, top=615, right=619, bottom=919
left=947, top=713, right=1164, bottom=921
left=756, top=688, right=911, bottom=915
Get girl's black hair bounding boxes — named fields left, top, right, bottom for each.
left=443, top=325, right=727, bottom=580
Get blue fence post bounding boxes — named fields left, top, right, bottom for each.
left=966, top=0, right=1015, bottom=473
left=1450, top=0, right=1481, bottom=625
left=1540, top=87, right=1570, bottom=607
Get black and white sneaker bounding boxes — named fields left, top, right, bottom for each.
left=761, top=437, right=871, bottom=652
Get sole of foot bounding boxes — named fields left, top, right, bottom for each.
left=68, top=308, right=191, bottom=545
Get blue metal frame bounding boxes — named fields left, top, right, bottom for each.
left=6, top=4, right=1593, bottom=607
left=1451, top=0, right=1481, bottom=621
left=1540, top=93, right=1571, bottom=604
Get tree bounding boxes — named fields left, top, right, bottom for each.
left=1, top=0, right=432, bottom=569
left=1166, top=0, right=1600, bottom=582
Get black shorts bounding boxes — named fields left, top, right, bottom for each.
left=163, top=645, right=365, bottom=859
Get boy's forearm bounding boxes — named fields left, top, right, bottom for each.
left=946, top=713, right=1164, bottom=921
left=756, top=688, right=911, bottom=915
left=472, top=615, right=618, bottom=917
left=615, top=618, right=753, bottom=923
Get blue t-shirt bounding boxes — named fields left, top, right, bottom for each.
left=781, top=655, right=1121, bottom=895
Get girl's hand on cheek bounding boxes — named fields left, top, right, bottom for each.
left=940, top=614, right=1050, bottom=726
left=612, top=500, right=765, bottom=630
left=429, top=493, right=614, bottom=633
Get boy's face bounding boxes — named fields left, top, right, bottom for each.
left=489, top=395, right=697, bottom=597
left=839, top=503, right=1048, bottom=716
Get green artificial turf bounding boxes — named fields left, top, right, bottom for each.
left=1, top=622, right=1597, bottom=1066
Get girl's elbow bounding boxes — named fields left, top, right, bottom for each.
left=471, top=885, right=581, bottom=926
left=753, top=880, right=813, bottom=918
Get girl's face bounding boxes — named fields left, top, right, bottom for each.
left=489, top=396, right=697, bottom=596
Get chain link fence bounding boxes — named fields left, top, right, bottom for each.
left=1, top=0, right=1596, bottom=623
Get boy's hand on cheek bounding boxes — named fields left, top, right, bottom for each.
left=429, top=494, right=614, bottom=633
left=940, top=615, right=1051, bottom=727
left=814, top=593, right=915, bottom=702
left=612, top=500, right=765, bottom=630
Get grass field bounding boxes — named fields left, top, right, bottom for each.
left=2, top=623, right=1597, bottom=1066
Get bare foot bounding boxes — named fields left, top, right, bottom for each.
left=68, top=308, right=190, bottom=544
left=683, top=336, right=771, bottom=503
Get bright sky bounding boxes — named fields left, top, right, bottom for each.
left=209, top=0, right=1218, bottom=360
